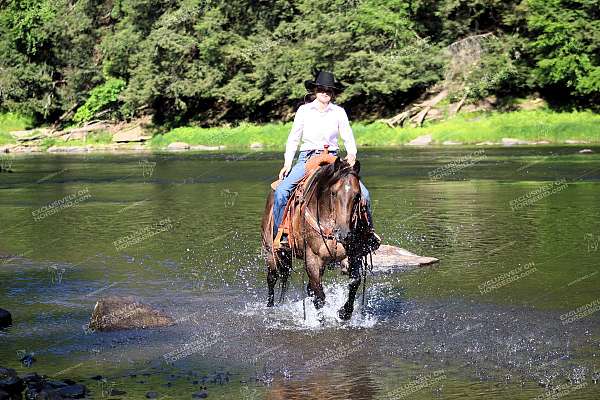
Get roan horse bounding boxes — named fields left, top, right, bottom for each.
left=261, top=156, right=372, bottom=320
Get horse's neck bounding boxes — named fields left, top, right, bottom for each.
left=306, top=186, right=332, bottom=221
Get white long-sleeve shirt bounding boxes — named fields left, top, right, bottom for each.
left=284, top=99, right=357, bottom=166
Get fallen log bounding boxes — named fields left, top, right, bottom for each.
left=410, top=89, right=448, bottom=127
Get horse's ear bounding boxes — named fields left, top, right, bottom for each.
left=334, top=156, right=342, bottom=170
left=352, top=159, right=360, bottom=174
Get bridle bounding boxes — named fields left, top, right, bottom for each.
left=302, top=173, right=361, bottom=259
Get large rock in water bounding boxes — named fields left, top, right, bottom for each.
left=0, top=308, right=11, bottom=329
left=370, top=245, right=439, bottom=272
left=89, top=296, right=175, bottom=331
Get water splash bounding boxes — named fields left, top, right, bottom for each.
left=242, top=283, right=378, bottom=330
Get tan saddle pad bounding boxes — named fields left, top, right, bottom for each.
left=271, top=152, right=337, bottom=190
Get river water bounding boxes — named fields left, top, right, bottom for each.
left=1, top=147, right=599, bottom=399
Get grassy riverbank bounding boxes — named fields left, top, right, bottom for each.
left=0, top=113, right=31, bottom=145
left=2, top=110, right=599, bottom=151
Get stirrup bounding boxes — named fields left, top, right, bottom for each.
left=273, top=228, right=290, bottom=250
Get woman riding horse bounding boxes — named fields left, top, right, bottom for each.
left=263, top=70, right=380, bottom=319
left=273, top=70, right=380, bottom=250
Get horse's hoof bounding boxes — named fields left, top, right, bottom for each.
left=267, top=300, right=274, bottom=308
left=338, top=307, right=353, bottom=320
left=313, top=298, right=325, bottom=310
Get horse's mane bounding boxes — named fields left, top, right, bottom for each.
left=304, top=158, right=359, bottom=204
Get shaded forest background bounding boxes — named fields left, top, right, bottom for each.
left=0, top=0, right=598, bottom=129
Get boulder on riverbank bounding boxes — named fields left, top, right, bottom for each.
left=502, top=138, right=531, bottom=146
left=407, top=135, right=432, bottom=146
left=167, top=142, right=190, bottom=151
left=0, top=308, right=12, bottom=329
left=47, top=146, right=90, bottom=153
left=89, top=296, right=175, bottom=332
left=190, top=144, right=225, bottom=151
left=112, top=124, right=151, bottom=143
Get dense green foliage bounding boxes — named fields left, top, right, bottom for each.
left=73, top=78, right=126, bottom=122
left=0, top=0, right=597, bottom=128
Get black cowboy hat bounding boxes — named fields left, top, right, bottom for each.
left=304, top=70, right=345, bottom=93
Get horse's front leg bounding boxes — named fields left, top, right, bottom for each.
left=305, top=250, right=326, bottom=309
left=278, top=257, right=291, bottom=304
left=266, top=265, right=278, bottom=308
left=339, top=254, right=362, bottom=320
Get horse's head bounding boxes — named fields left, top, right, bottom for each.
left=329, top=157, right=362, bottom=243
left=305, top=156, right=362, bottom=245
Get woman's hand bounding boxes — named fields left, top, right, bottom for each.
left=345, top=154, right=356, bottom=166
left=279, top=164, right=291, bottom=180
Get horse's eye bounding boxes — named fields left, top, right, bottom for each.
left=331, top=192, right=336, bottom=197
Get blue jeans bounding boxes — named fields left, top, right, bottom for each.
left=273, top=150, right=372, bottom=236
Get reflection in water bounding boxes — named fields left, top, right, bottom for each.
left=266, top=367, right=379, bottom=400
left=1, top=148, right=599, bottom=399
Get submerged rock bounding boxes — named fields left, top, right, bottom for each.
left=21, top=372, right=43, bottom=384
left=110, top=388, right=127, bottom=396
left=89, top=296, right=175, bottom=332
left=0, top=367, right=24, bottom=396
left=0, top=366, right=87, bottom=399
left=56, top=383, right=86, bottom=398
left=0, top=308, right=11, bottom=329
left=18, top=352, right=36, bottom=367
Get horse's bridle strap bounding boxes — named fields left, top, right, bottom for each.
left=303, top=206, right=334, bottom=239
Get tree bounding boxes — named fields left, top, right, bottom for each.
left=525, top=0, right=599, bottom=101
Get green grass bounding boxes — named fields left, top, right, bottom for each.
left=0, top=113, right=33, bottom=145
left=150, top=110, right=600, bottom=149
left=384, top=110, right=600, bottom=144
left=149, top=122, right=292, bottom=149
left=3, top=110, right=599, bottom=151
left=40, top=131, right=113, bottom=150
